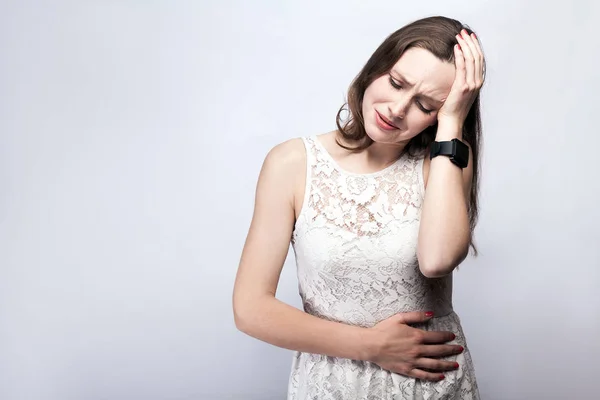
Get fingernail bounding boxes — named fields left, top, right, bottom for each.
left=425, top=311, right=434, bottom=317
left=456, top=44, right=461, bottom=51
left=459, top=346, right=465, bottom=352
left=439, top=374, right=445, bottom=380
left=472, top=33, right=477, bottom=39
left=454, top=362, right=460, bottom=369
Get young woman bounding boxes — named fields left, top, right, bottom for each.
left=233, top=15, right=485, bottom=399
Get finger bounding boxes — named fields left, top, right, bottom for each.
left=452, top=43, right=467, bottom=87
left=419, top=344, right=464, bottom=358
left=460, top=31, right=480, bottom=87
left=419, top=330, right=456, bottom=344
left=415, top=358, right=460, bottom=372
left=455, top=33, right=475, bottom=88
left=394, top=311, right=434, bottom=325
left=470, top=33, right=485, bottom=84
left=406, top=368, right=446, bottom=382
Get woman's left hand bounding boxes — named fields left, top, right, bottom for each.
left=437, top=29, right=485, bottom=128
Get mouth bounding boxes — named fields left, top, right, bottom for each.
left=375, top=110, right=399, bottom=131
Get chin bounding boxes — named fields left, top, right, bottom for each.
left=365, top=128, right=393, bottom=144
left=364, top=120, right=405, bottom=145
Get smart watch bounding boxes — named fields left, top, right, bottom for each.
left=429, top=139, right=469, bottom=169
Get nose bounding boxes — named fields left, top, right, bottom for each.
left=388, top=94, right=410, bottom=119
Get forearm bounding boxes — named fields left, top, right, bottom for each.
left=234, top=295, right=373, bottom=361
left=418, top=122, right=471, bottom=277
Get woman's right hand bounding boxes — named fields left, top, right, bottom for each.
left=366, top=311, right=464, bottom=381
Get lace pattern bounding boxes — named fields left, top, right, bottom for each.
left=288, top=136, right=479, bottom=399
left=295, top=135, right=425, bottom=237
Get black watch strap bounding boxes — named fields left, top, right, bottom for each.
left=430, top=139, right=469, bottom=168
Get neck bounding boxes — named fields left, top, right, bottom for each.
left=365, top=139, right=408, bottom=165
left=337, top=132, right=409, bottom=170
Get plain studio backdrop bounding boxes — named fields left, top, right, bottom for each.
left=1, top=0, right=599, bottom=399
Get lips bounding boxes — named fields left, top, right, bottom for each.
left=375, top=110, right=399, bottom=130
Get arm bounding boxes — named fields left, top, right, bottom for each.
left=417, top=29, right=484, bottom=278
left=233, top=138, right=463, bottom=380
left=417, top=127, right=473, bottom=278
left=232, top=139, right=371, bottom=361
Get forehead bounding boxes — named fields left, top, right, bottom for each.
left=391, top=47, right=455, bottom=94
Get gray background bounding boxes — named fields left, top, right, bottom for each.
left=1, top=0, right=599, bottom=399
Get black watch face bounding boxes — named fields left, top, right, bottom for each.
left=454, top=141, right=469, bottom=167
left=430, top=140, right=468, bottom=167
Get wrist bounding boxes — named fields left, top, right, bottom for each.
left=357, top=327, right=380, bottom=362
left=436, top=119, right=463, bottom=141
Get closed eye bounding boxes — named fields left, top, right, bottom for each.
left=388, top=75, right=434, bottom=115
left=389, top=75, right=402, bottom=90
left=418, top=102, right=434, bottom=115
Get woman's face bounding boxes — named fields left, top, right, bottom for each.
left=362, top=47, right=456, bottom=145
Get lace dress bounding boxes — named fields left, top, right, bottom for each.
left=288, top=136, right=479, bottom=400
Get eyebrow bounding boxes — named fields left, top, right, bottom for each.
left=391, top=70, right=443, bottom=105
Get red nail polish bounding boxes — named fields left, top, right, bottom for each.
left=472, top=33, right=477, bottom=39
left=425, top=311, right=434, bottom=317
left=457, top=44, right=461, bottom=50
left=439, top=374, right=445, bottom=380
left=454, top=362, right=460, bottom=368
left=459, top=346, right=465, bottom=352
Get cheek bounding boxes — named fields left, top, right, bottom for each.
left=364, top=78, right=389, bottom=102
left=423, top=113, right=438, bottom=125
left=406, top=110, right=437, bottom=136
left=408, top=112, right=437, bottom=130
left=361, top=84, right=383, bottom=115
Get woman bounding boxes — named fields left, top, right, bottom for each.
left=233, top=15, right=485, bottom=399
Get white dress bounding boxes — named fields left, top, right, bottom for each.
left=287, top=136, right=480, bottom=400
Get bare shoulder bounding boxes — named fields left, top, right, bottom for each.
left=263, top=137, right=306, bottom=171
left=233, top=137, right=307, bottom=309
left=260, top=138, right=306, bottom=192
left=257, top=137, right=307, bottom=215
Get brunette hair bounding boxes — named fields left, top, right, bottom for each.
left=336, top=15, right=485, bottom=254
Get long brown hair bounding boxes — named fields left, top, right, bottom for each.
left=335, top=16, right=485, bottom=255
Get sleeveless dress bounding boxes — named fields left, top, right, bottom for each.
left=288, top=136, right=480, bottom=400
